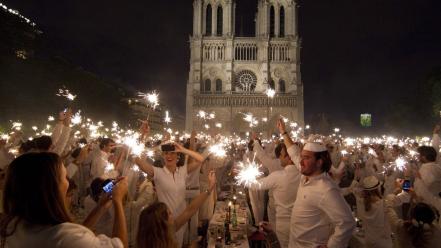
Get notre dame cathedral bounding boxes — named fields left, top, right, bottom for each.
left=185, top=0, right=304, bottom=135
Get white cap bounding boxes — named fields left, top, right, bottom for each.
left=303, top=142, right=327, bottom=152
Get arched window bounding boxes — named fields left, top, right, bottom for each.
left=280, top=6, right=285, bottom=37
left=217, top=6, right=223, bottom=36
left=269, top=79, right=275, bottom=90
left=269, top=6, right=275, bottom=37
left=204, top=79, right=211, bottom=93
left=215, top=79, right=222, bottom=92
left=206, top=4, right=212, bottom=36
left=279, top=80, right=286, bottom=93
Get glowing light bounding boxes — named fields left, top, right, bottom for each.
left=104, top=162, right=114, bottom=172
left=334, top=128, right=340, bottom=133
left=11, top=122, right=22, bottom=131
left=215, top=123, right=222, bottom=128
left=395, top=157, right=407, bottom=171
left=209, top=144, right=227, bottom=158
left=341, top=150, right=348, bottom=156
left=235, top=158, right=263, bottom=187
left=305, top=125, right=310, bottom=130
left=71, top=110, right=82, bottom=125
left=121, top=132, right=145, bottom=156
left=138, top=91, right=159, bottom=109
left=164, top=111, right=171, bottom=125
left=265, top=88, right=276, bottom=98
left=48, top=116, right=55, bottom=121
left=32, top=126, right=38, bottom=131
left=368, top=148, right=377, bottom=157
left=56, top=87, right=77, bottom=101
left=243, top=113, right=258, bottom=127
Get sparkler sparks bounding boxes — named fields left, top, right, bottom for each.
left=265, top=88, right=276, bottom=98
left=394, top=157, right=407, bottom=171
left=164, top=111, right=171, bottom=125
left=235, top=158, right=263, bottom=187
left=209, top=144, right=227, bottom=158
left=71, top=110, right=82, bottom=125
left=56, top=87, right=77, bottom=101
left=243, top=113, right=258, bottom=127
left=138, top=91, right=159, bottom=109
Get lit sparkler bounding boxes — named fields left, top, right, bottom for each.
left=138, top=91, right=159, bottom=109
left=209, top=144, right=227, bottom=158
left=56, top=87, right=77, bottom=101
left=265, top=88, right=276, bottom=98
left=235, top=158, right=263, bottom=187
left=164, top=111, right=171, bottom=125
left=71, top=110, right=82, bottom=125
left=394, top=157, right=407, bottom=171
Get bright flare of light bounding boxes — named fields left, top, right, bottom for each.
left=164, top=111, right=171, bottom=125
left=56, top=87, right=77, bottom=101
left=11, top=122, right=22, bottom=131
left=305, top=125, right=311, bottom=130
left=209, top=144, right=227, bottom=158
left=48, top=116, right=55, bottom=121
left=368, top=148, right=377, bottom=157
left=243, top=113, right=258, bottom=127
left=334, top=128, right=340, bottom=133
left=265, top=88, right=276, bottom=98
left=104, top=162, right=114, bottom=172
left=235, top=159, right=263, bottom=187
left=121, top=132, right=145, bottom=156
left=32, top=126, right=38, bottom=131
left=71, top=110, right=82, bottom=125
left=215, top=123, right=222, bottom=128
left=395, top=157, right=407, bottom=171
left=138, top=91, right=159, bottom=109
left=341, top=150, right=348, bottom=156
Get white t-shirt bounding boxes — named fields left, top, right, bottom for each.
left=4, top=221, right=122, bottom=248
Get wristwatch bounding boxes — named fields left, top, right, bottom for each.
left=281, top=131, right=288, bottom=136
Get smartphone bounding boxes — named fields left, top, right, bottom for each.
left=161, top=144, right=175, bottom=152
left=102, top=180, right=115, bottom=193
left=402, top=180, right=411, bottom=191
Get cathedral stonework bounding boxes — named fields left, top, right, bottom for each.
left=186, top=0, right=304, bottom=135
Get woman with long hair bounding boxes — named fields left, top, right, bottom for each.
left=0, top=152, right=128, bottom=248
left=137, top=171, right=216, bottom=248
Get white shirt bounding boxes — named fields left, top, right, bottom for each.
left=289, top=173, right=355, bottom=248
left=249, top=164, right=300, bottom=221
left=253, top=142, right=283, bottom=174
left=4, top=221, right=122, bottom=248
left=419, top=161, right=441, bottom=196
left=153, top=164, right=188, bottom=217
left=90, top=150, right=109, bottom=179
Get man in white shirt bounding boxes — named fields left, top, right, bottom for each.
left=416, top=145, right=441, bottom=197
left=286, top=134, right=355, bottom=248
left=247, top=141, right=300, bottom=248
left=90, top=138, right=115, bottom=179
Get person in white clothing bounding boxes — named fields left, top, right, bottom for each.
left=90, top=138, right=116, bottom=179
left=417, top=145, right=441, bottom=197
left=135, top=140, right=204, bottom=248
left=251, top=132, right=284, bottom=228
left=0, top=152, right=128, bottom=248
left=288, top=141, right=355, bottom=248
left=246, top=141, right=300, bottom=248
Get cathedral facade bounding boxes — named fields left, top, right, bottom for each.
left=186, top=0, right=304, bottom=135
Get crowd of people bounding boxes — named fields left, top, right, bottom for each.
left=0, top=108, right=441, bottom=248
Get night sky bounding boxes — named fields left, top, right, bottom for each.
left=3, top=0, right=441, bottom=131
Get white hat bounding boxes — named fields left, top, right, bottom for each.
left=362, top=176, right=381, bottom=190
left=303, top=142, right=327, bottom=152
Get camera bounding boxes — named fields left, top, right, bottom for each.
left=161, top=144, right=175, bottom=152
left=402, top=179, right=411, bottom=192
left=102, top=180, right=116, bottom=193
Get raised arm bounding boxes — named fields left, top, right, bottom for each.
left=174, top=142, right=203, bottom=173
left=277, top=118, right=294, bottom=148
left=134, top=156, right=155, bottom=177
left=174, top=171, right=216, bottom=230
left=252, top=137, right=281, bottom=173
